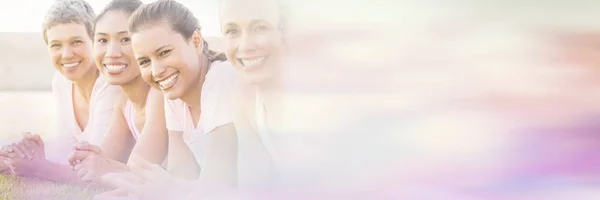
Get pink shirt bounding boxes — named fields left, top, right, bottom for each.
left=46, top=72, right=122, bottom=164
left=164, top=61, right=237, bottom=166
left=123, top=89, right=154, bottom=141
left=123, top=100, right=141, bottom=140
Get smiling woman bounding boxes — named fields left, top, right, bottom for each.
left=66, top=0, right=172, bottom=188
left=104, top=0, right=238, bottom=192
left=0, top=0, right=122, bottom=184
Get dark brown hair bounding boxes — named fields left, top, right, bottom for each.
left=128, top=0, right=226, bottom=62
left=95, top=0, right=143, bottom=29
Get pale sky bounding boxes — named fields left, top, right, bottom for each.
left=0, top=0, right=222, bottom=37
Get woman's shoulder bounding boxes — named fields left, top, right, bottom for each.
left=202, top=61, right=240, bottom=99
left=90, top=74, right=124, bottom=109
left=52, top=72, right=70, bottom=92
left=95, top=74, right=120, bottom=90
left=206, top=61, right=238, bottom=83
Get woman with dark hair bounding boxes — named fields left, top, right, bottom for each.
left=67, top=0, right=170, bottom=185
left=98, top=0, right=239, bottom=198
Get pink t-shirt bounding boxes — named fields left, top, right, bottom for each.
left=164, top=61, right=237, bottom=166
left=46, top=72, right=122, bottom=164
left=123, top=89, right=154, bottom=141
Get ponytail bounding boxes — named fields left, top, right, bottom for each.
left=202, top=39, right=227, bottom=62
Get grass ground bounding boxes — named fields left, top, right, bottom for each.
left=0, top=91, right=103, bottom=199
left=0, top=174, right=103, bottom=200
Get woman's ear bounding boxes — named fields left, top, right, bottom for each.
left=192, top=29, right=204, bottom=54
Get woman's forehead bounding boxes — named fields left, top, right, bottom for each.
left=131, top=26, right=181, bottom=53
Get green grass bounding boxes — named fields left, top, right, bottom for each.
left=0, top=174, right=105, bottom=200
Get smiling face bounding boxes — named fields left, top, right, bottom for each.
left=46, top=22, right=96, bottom=81
left=220, top=0, right=285, bottom=86
left=94, top=11, right=141, bottom=85
left=131, top=23, right=203, bottom=100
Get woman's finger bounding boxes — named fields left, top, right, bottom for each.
left=0, top=150, right=15, bottom=160
left=10, top=143, right=26, bottom=159
left=17, top=143, right=33, bottom=160
left=76, top=165, right=88, bottom=179
left=76, top=142, right=103, bottom=154
left=25, top=134, right=44, bottom=148
left=68, top=150, right=92, bottom=166
left=20, top=133, right=37, bottom=155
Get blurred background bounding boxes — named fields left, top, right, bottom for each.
left=2, top=0, right=600, bottom=199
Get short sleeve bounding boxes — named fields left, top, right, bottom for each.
left=200, top=61, right=238, bottom=134
left=86, top=76, right=122, bottom=146
left=164, top=98, right=185, bottom=132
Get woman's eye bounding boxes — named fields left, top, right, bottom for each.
left=139, top=59, right=150, bottom=66
left=225, top=29, right=239, bottom=35
left=254, top=25, right=270, bottom=32
left=160, top=50, right=171, bottom=56
left=121, top=37, right=131, bottom=43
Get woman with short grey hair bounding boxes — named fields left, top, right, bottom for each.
left=0, top=0, right=122, bottom=183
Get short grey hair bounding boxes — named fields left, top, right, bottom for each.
left=41, top=0, right=96, bottom=43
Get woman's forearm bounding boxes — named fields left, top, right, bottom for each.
left=36, top=159, right=84, bottom=184
left=167, top=149, right=200, bottom=180
left=108, top=158, right=129, bottom=172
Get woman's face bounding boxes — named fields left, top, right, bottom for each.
left=131, top=23, right=203, bottom=100
left=94, top=11, right=141, bottom=86
left=220, top=0, right=285, bottom=86
left=46, top=22, right=95, bottom=81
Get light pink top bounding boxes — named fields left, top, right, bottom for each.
left=46, top=72, right=122, bottom=164
left=164, top=61, right=237, bottom=166
left=123, top=100, right=140, bottom=140
left=123, top=89, right=153, bottom=141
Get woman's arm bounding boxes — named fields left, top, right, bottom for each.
left=198, top=123, right=237, bottom=189
left=100, top=97, right=135, bottom=162
left=166, top=131, right=200, bottom=180
left=195, top=63, right=239, bottom=189
left=129, top=89, right=168, bottom=165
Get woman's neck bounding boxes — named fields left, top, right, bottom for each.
left=181, top=55, right=211, bottom=110
left=121, top=76, right=151, bottom=110
left=256, top=80, right=283, bottom=114
left=73, top=67, right=99, bottom=102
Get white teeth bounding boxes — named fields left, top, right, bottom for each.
left=158, top=73, right=178, bottom=89
left=241, top=57, right=266, bottom=68
left=62, top=62, right=80, bottom=68
left=105, top=65, right=127, bottom=73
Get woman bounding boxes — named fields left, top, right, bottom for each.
left=66, top=0, right=169, bottom=184
left=97, top=0, right=286, bottom=198
left=220, top=0, right=288, bottom=189
left=99, top=0, right=238, bottom=198
left=0, top=0, right=122, bottom=183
